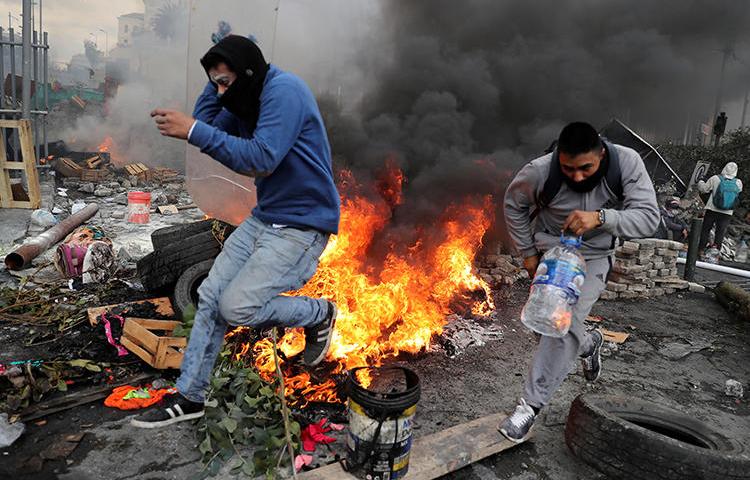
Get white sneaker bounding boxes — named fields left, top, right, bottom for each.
left=498, top=399, right=536, bottom=443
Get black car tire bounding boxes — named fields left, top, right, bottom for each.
left=565, top=394, right=750, bottom=480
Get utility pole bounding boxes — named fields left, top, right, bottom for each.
left=711, top=46, right=732, bottom=129
left=742, top=88, right=749, bottom=129
left=21, top=0, right=31, bottom=119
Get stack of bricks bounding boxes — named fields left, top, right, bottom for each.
left=600, top=239, right=688, bottom=300
left=477, top=254, right=529, bottom=287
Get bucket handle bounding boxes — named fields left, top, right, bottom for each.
left=342, top=413, right=402, bottom=475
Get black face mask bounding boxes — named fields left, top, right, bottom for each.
left=563, top=151, right=609, bottom=193
left=200, top=35, right=270, bottom=132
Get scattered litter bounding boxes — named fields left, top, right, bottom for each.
left=295, top=454, right=314, bottom=471
left=34, top=420, right=47, bottom=427
left=439, top=315, right=503, bottom=358
left=586, top=315, right=605, bottom=323
left=40, top=432, right=84, bottom=459
left=100, top=312, right=129, bottom=357
left=157, top=205, right=179, bottom=215
left=71, top=200, right=87, bottom=215
left=56, top=187, right=68, bottom=197
left=0, top=413, right=25, bottom=448
left=725, top=379, right=744, bottom=398
left=301, top=418, right=336, bottom=452
left=601, top=329, right=630, bottom=344
left=658, top=339, right=713, bottom=360
left=30, top=209, right=58, bottom=228
left=51, top=206, right=64, bottom=214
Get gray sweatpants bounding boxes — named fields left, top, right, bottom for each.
left=523, top=256, right=611, bottom=409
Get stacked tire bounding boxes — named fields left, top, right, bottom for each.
left=137, top=220, right=232, bottom=314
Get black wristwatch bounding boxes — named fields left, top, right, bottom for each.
left=597, top=209, right=606, bottom=226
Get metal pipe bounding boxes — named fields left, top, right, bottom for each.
left=5, top=203, right=99, bottom=270
left=684, top=217, right=703, bottom=282
left=10, top=27, right=16, bottom=108
left=32, top=29, right=38, bottom=161
left=0, top=28, right=4, bottom=109
left=21, top=0, right=31, bottom=120
left=676, top=257, right=750, bottom=279
left=42, top=31, right=47, bottom=158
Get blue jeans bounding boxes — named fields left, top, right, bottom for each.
left=175, top=216, right=330, bottom=402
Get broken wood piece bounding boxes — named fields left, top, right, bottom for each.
left=85, top=155, right=102, bottom=169
left=297, top=413, right=523, bottom=480
left=86, top=297, right=175, bottom=326
left=19, top=372, right=152, bottom=422
left=157, top=205, right=179, bottom=215
left=585, top=315, right=604, bottom=323
left=176, top=203, right=198, bottom=211
left=714, top=281, right=750, bottom=322
left=601, top=329, right=630, bottom=344
left=121, top=317, right=186, bottom=369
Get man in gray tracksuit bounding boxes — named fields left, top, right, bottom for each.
left=499, top=122, right=659, bottom=442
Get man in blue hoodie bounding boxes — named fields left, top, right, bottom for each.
left=132, top=35, right=340, bottom=428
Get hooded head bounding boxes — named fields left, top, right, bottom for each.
left=722, top=162, right=738, bottom=179
left=200, top=35, right=270, bottom=131
left=556, top=122, right=607, bottom=193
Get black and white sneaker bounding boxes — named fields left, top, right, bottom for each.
left=130, top=393, right=204, bottom=429
left=581, top=329, right=604, bottom=382
left=303, top=301, right=337, bottom=366
left=498, top=399, right=536, bottom=443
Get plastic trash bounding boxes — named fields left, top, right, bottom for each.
left=30, top=209, right=58, bottom=228
left=71, top=201, right=87, bottom=215
left=521, top=234, right=586, bottom=337
left=735, top=239, right=748, bottom=263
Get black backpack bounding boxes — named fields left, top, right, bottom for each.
left=530, top=140, right=624, bottom=220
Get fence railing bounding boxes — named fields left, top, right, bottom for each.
left=0, top=26, right=49, bottom=162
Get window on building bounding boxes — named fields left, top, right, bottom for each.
left=124, top=24, right=129, bottom=33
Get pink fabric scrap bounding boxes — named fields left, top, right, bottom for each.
left=101, top=312, right=129, bottom=357
left=294, top=454, right=313, bottom=471
left=301, top=418, right=337, bottom=452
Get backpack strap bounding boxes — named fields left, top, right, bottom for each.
left=530, top=140, right=623, bottom=221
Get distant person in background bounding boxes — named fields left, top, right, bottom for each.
left=656, top=198, right=688, bottom=242
left=697, top=162, right=742, bottom=256
left=713, top=112, right=727, bottom=147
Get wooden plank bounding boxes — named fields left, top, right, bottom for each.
left=0, top=128, right=9, bottom=208
left=601, top=329, right=630, bottom=344
left=87, top=297, right=174, bottom=326
left=126, top=318, right=181, bottom=331
left=163, top=347, right=184, bottom=369
left=123, top=320, right=159, bottom=352
left=120, top=336, right=155, bottom=366
left=298, top=413, right=522, bottom=480
left=0, top=162, right=26, bottom=170
left=19, top=372, right=153, bottom=422
left=17, top=120, right=40, bottom=208
left=0, top=119, right=23, bottom=128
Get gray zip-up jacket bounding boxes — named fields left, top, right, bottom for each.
left=504, top=144, right=660, bottom=260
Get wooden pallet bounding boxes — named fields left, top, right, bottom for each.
left=120, top=318, right=186, bottom=369
left=298, top=412, right=523, bottom=480
left=0, top=119, right=41, bottom=209
left=53, top=157, right=83, bottom=178
left=81, top=168, right=109, bottom=182
left=125, top=162, right=151, bottom=180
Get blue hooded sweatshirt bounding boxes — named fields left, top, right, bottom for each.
left=187, top=65, right=341, bottom=234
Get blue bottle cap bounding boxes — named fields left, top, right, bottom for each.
left=560, top=234, right=582, bottom=248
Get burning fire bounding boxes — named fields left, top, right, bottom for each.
left=246, top=163, right=496, bottom=403
left=97, top=137, right=113, bottom=153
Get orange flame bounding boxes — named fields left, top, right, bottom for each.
left=97, top=137, right=113, bottom=153
left=245, top=164, right=495, bottom=403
